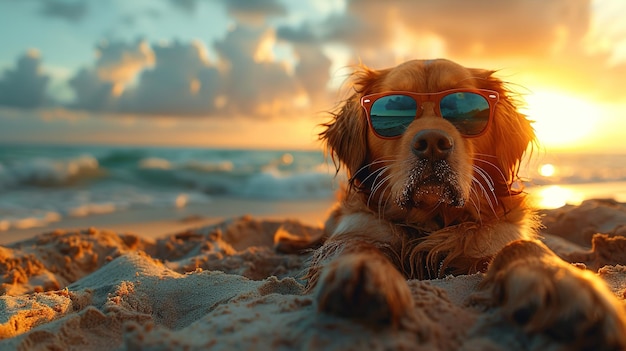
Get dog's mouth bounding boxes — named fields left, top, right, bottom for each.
left=395, top=159, right=465, bottom=209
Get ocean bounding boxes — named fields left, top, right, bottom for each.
left=0, top=144, right=336, bottom=233
left=0, top=143, right=625, bottom=234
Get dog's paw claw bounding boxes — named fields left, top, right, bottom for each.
left=315, top=254, right=413, bottom=326
left=480, top=241, right=626, bottom=349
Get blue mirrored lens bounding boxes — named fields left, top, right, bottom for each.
left=440, top=92, right=489, bottom=135
left=370, top=95, right=417, bottom=137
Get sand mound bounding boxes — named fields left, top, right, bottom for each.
left=0, top=200, right=625, bottom=350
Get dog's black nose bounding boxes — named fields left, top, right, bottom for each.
left=412, top=129, right=453, bottom=159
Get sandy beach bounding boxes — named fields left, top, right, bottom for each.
left=0, top=198, right=625, bottom=350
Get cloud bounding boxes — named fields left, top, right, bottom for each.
left=219, top=0, right=287, bottom=25
left=276, top=0, right=591, bottom=62
left=60, top=24, right=331, bottom=118
left=39, top=0, right=88, bottom=22
left=276, top=0, right=626, bottom=101
left=165, top=0, right=287, bottom=23
left=94, top=39, right=155, bottom=84
left=68, top=39, right=154, bottom=111
left=168, top=0, right=197, bottom=14
left=292, top=43, right=332, bottom=104
left=276, top=23, right=320, bottom=44
left=117, top=8, right=162, bottom=32
left=118, top=40, right=221, bottom=116
left=68, top=68, right=115, bottom=110
left=8, top=0, right=623, bottom=120
left=213, top=25, right=303, bottom=116
left=0, top=50, right=50, bottom=108
left=67, top=39, right=220, bottom=116
left=347, top=0, right=590, bottom=58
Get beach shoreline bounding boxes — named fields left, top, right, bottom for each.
left=4, top=180, right=626, bottom=246
left=0, top=196, right=335, bottom=245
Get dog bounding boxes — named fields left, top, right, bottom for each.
left=299, top=59, right=626, bottom=348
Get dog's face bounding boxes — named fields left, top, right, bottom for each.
left=321, top=59, right=535, bottom=219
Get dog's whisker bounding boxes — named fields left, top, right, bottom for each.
left=470, top=175, right=489, bottom=201
left=471, top=176, right=497, bottom=217
left=349, top=159, right=395, bottom=185
left=471, top=157, right=509, bottom=191
left=376, top=186, right=388, bottom=221
left=367, top=170, right=393, bottom=209
left=472, top=165, right=498, bottom=207
left=375, top=181, right=389, bottom=218
left=362, top=158, right=396, bottom=171
left=381, top=195, right=392, bottom=220
left=472, top=165, right=495, bottom=190
left=472, top=176, right=495, bottom=210
left=379, top=183, right=396, bottom=220
left=467, top=187, right=483, bottom=223
left=369, top=173, right=394, bottom=206
left=359, top=164, right=390, bottom=194
left=360, top=160, right=394, bottom=179
left=472, top=153, right=498, bottom=159
left=370, top=165, right=391, bottom=188
left=378, top=184, right=391, bottom=221
left=468, top=185, right=481, bottom=208
left=362, top=168, right=386, bottom=194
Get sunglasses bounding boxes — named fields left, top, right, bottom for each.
left=360, top=89, right=499, bottom=138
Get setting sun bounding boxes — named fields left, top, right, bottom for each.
left=538, top=163, right=556, bottom=177
left=522, top=91, right=599, bottom=150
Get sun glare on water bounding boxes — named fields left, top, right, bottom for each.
left=531, top=186, right=581, bottom=209
left=522, top=91, right=598, bottom=150
left=528, top=163, right=574, bottom=209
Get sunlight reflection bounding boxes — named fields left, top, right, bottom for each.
left=530, top=185, right=585, bottom=209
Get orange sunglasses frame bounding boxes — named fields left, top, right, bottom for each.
left=360, top=88, right=499, bottom=139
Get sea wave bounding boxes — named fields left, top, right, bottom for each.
left=0, top=145, right=339, bottom=232
left=67, top=202, right=119, bottom=217
left=237, top=168, right=335, bottom=199
left=138, top=157, right=173, bottom=170
left=181, top=160, right=235, bottom=173
left=0, top=155, right=103, bottom=188
left=0, top=211, right=62, bottom=231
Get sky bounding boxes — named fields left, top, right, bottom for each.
left=0, top=0, right=625, bottom=153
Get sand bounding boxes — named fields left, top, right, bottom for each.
left=0, top=199, right=626, bottom=350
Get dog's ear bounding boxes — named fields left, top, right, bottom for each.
left=319, top=66, right=385, bottom=178
left=471, top=69, right=537, bottom=188
left=319, top=94, right=368, bottom=178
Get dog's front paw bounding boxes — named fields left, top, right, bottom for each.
left=478, top=240, right=626, bottom=350
left=315, top=253, right=413, bottom=326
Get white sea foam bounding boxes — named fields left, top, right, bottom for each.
left=10, top=212, right=62, bottom=230
left=139, top=157, right=173, bottom=170
left=174, top=193, right=188, bottom=208
left=239, top=168, right=334, bottom=199
left=182, top=160, right=234, bottom=172
left=1, top=154, right=100, bottom=187
left=67, top=203, right=119, bottom=217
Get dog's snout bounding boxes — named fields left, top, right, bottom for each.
left=412, top=129, right=453, bottom=159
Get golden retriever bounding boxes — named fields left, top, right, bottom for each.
left=301, top=59, right=626, bottom=348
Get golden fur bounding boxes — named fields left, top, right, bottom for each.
left=292, top=59, right=626, bottom=348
